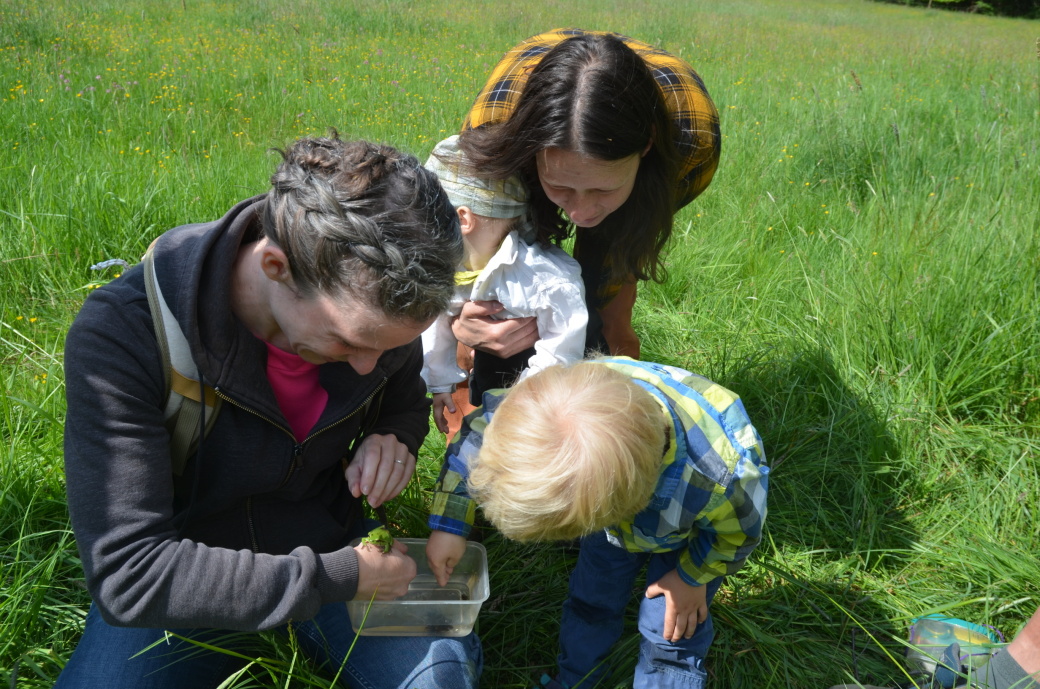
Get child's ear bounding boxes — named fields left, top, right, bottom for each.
left=457, top=206, right=477, bottom=235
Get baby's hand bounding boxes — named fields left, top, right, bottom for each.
left=645, top=569, right=708, bottom=642
left=432, top=392, right=456, bottom=434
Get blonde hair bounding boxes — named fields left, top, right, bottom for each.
left=469, top=361, right=667, bottom=542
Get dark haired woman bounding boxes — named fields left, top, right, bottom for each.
left=451, top=28, right=721, bottom=380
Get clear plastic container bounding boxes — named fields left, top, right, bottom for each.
left=346, top=538, right=489, bottom=637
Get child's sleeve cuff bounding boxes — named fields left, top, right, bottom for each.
left=428, top=491, right=476, bottom=538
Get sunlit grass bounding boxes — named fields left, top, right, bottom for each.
left=1, top=0, right=1038, bottom=686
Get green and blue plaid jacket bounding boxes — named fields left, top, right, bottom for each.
left=429, top=357, right=769, bottom=586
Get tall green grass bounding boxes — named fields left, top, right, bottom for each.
left=1, top=0, right=1038, bottom=686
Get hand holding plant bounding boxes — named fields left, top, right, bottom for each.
left=353, top=536, right=415, bottom=601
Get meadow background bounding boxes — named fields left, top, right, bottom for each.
left=2, top=0, right=1038, bottom=686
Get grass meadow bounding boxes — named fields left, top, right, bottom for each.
left=2, top=0, right=1039, bottom=686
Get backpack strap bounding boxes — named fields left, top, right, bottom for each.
left=142, top=240, right=221, bottom=476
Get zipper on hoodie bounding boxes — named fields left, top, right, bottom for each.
left=213, top=386, right=302, bottom=488
left=302, top=377, right=389, bottom=447
left=215, top=378, right=389, bottom=553
left=285, top=376, right=388, bottom=485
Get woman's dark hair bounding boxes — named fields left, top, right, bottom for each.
left=262, top=131, right=462, bottom=323
left=458, top=33, right=680, bottom=283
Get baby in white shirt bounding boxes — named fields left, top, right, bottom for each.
left=422, top=135, right=588, bottom=433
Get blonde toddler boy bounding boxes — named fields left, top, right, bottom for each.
left=427, top=357, right=769, bottom=689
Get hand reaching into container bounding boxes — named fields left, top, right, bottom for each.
left=426, top=530, right=468, bottom=587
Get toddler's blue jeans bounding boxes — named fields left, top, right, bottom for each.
left=54, top=600, right=482, bottom=689
left=558, top=530, right=722, bottom=689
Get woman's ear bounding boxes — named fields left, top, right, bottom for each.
left=641, top=124, right=656, bottom=157
left=259, top=241, right=293, bottom=284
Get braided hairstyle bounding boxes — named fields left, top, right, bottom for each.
left=262, top=131, right=462, bottom=323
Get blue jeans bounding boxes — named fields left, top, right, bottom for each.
left=55, top=601, right=482, bottom=689
left=557, top=530, right=722, bottom=689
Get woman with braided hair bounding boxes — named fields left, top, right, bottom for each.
left=58, top=132, right=481, bottom=688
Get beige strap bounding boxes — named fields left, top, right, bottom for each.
left=170, top=368, right=218, bottom=407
